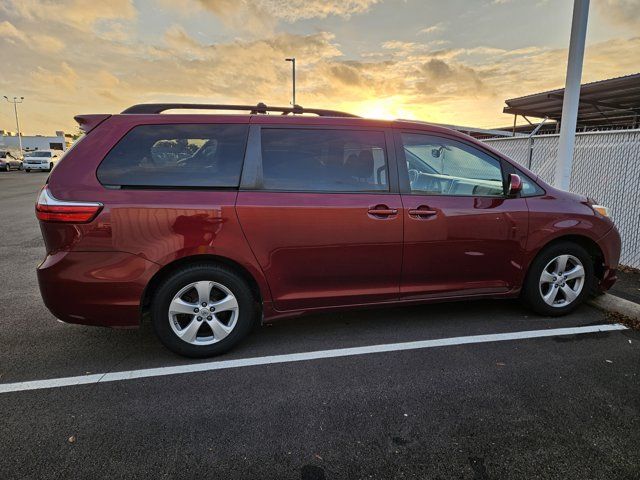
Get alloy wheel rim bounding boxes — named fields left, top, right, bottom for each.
left=539, top=254, right=585, bottom=308
left=168, top=281, right=239, bottom=346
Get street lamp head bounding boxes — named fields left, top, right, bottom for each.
left=3, top=96, right=7, bottom=100
left=285, top=58, right=294, bottom=62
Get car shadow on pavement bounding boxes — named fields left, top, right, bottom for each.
left=0, top=297, right=607, bottom=385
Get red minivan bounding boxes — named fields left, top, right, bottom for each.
left=36, top=103, right=621, bottom=357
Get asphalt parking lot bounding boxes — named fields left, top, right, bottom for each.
left=0, top=170, right=639, bottom=480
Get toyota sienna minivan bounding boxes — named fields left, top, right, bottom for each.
left=36, top=103, right=621, bottom=357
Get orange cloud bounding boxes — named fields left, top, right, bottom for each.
left=0, top=1, right=638, bottom=135
left=1, top=0, right=136, bottom=31
left=30, top=62, right=79, bottom=92
left=196, top=0, right=380, bottom=21
left=160, top=0, right=380, bottom=30
left=0, top=20, right=65, bottom=53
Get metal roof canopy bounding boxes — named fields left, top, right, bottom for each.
left=503, top=73, right=640, bottom=128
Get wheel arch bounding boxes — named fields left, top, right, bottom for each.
left=526, top=234, right=605, bottom=283
left=140, top=254, right=264, bottom=320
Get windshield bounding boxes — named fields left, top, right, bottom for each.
left=26, top=152, right=52, bottom=158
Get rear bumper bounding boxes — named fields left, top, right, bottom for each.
left=37, top=250, right=159, bottom=327
left=596, top=226, right=621, bottom=291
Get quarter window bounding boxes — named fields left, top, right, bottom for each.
left=260, top=129, right=388, bottom=192
left=97, top=124, right=249, bottom=188
left=518, top=171, right=545, bottom=197
left=402, top=133, right=504, bottom=197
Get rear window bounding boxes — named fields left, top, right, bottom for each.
left=260, top=128, right=388, bottom=192
left=97, top=124, right=249, bottom=188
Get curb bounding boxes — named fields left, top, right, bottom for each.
left=588, top=293, right=640, bottom=320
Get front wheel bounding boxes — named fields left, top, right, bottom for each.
left=151, top=264, right=258, bottom=357
left=522, top=242, right=594, bottom=316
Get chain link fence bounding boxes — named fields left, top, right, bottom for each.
left=484, top=130, right=640, bottom=268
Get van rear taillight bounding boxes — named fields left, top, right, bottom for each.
left=35, top=186, right=103, bottom=223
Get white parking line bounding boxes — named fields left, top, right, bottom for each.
left=0, top=323, right=627, bottom=394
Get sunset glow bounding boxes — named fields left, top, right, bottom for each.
left=0, top=0, right=638, bottom=135
left=345, top=97, right=419, bottom=121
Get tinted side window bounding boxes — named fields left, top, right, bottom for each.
left=402, top=133, right=504, bottom=197
left=98, top=124, right=248, bottom=188
left=260, top=129, right=388, bottom=192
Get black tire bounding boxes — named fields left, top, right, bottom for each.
left=151, top=263, right=258, bottom=357
left=49, top=163, right=53, bottom=171
left=25, top=169, right=30, bottom=173
left=522, top=241, right=594, bottom=316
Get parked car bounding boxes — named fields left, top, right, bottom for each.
left=23, top=150, right=62, bottom=172
left=0, top=150, right=22, bottom=171
left=35, top=103, right=621, bottom=357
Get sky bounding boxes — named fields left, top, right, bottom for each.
left=0, top=0, right=638, bottom=135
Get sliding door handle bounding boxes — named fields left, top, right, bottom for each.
left=408, top=207, right=437, bottom=217
left=368, top=205, right=398, bottom=217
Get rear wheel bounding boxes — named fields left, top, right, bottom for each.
left=25, top=169, right=30, bottom=173
left=151, top=264, right=258, bottom=357
left=522, top=242, right=593, bottom=316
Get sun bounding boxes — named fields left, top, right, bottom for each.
left=340, top=97, right=420, bottom=121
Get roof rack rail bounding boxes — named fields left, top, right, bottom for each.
left=121, top=102, right=359, bottom=117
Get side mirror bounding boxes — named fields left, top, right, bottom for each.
left=507, top=174, right=522, bottom=196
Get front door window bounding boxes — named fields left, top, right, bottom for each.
left=402, top=133, right=504, bottom=197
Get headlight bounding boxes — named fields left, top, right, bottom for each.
left=591, top=204, right=609, bottom=217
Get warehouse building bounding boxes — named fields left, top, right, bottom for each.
left=0, top=130, right=67, bottom=152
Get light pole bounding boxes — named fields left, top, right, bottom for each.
left=3, top=96, right=24, bottom=157
left=285, top=57, right=296, bottom=107
left=554, top=0, right=589, bottom=190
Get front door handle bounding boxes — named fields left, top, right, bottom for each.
left=408, top=206, right=437, bottom=217
left=368, top=205, right=398, bottom=217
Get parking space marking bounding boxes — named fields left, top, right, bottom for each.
left=0, top=323, right=627, bottom=394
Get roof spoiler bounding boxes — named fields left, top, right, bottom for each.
left=74, top=114, right=111, bottom=134
left=120, top=102, right=359, bottom=117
